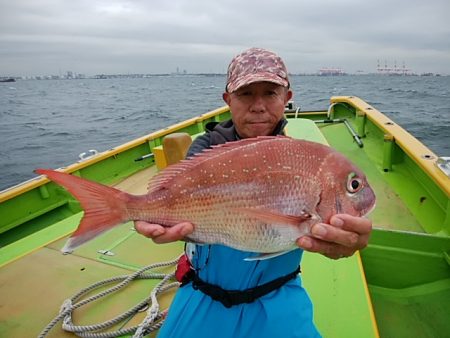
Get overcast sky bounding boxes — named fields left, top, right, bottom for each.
left=1, top=0, right=449, bottom=76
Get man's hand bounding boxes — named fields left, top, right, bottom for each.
left=134, top=221, right=194, bottom=244
left=296, top=214, right=372, bottom=259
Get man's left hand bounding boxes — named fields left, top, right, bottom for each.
left=296, top=214, right=372, bottom=259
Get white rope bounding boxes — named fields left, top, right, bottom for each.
left=38, top=255, right=182, bottom=338
left=133, top=274, right=176, bottom=338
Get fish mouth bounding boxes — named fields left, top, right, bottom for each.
left=355, top=186, right=376, bottom=217
left=362, top=202, right=376, bottom=216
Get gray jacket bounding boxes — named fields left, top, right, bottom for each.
left=187, top=118, right=288, bottom=157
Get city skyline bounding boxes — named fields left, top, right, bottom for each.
left=5, top=59, right=445, bottom=80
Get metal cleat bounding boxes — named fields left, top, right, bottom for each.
left=436, top=157, right=450, bottom=177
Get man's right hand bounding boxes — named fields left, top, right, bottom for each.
left=134, top=221, right=194, bottom=244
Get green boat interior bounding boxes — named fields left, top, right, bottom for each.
left=0, top=97, right=449, bottom=337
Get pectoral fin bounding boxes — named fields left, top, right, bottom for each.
left=232, top=207, right=314, bottom=226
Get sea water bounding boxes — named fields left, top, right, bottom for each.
left=1, top=75, right=449, bottom=191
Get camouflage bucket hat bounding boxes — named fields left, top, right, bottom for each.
left=226, top=47, right=289, bottom=93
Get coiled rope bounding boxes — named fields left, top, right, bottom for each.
left=38, top=255, right=182, bottom=338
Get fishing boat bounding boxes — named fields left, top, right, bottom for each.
left=0, top=77, right=16, bottom=82
left=0, top=96, right=449, bottom=338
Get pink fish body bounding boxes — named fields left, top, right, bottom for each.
left=36, top=136, right=375, bottom=255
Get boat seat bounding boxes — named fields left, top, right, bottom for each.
left=163, top=132, right=192, bottom=165
left=154, top=133, right=192, bottom=170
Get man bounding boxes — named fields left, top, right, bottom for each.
left=135, top=48, right=372, bottom=337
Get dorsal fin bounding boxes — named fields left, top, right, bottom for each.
left=147, top=135, right=290, bottom=193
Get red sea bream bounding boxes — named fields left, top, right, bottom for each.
left=36, top=136, right=376, bottom=256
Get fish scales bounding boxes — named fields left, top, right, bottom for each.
left=130, top=139, right=324, bottom=251
left=36, top=136, right=376, bottom=254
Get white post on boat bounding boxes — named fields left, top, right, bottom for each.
left=327, top=102, right=338, bottom=120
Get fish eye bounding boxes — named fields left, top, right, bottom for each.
left=351, top=179, right=360, bottom=190
left=347, top=173, right=363, bottom=193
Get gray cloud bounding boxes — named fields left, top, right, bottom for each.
left=1, top=0, right=449, bottom=76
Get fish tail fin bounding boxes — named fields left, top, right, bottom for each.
left=35, top=169, right=132, bottom=253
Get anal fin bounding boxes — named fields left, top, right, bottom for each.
left=244, top=250, right=293, bottom=261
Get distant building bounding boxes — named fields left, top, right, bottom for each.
left=317, top=68, right=346, bottom=76
left=377, top=60, right=413, bottom=75
left=173, top=67, right=188, bottom=75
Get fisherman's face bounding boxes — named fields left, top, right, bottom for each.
left=223, top=82, right=292, bottom=139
